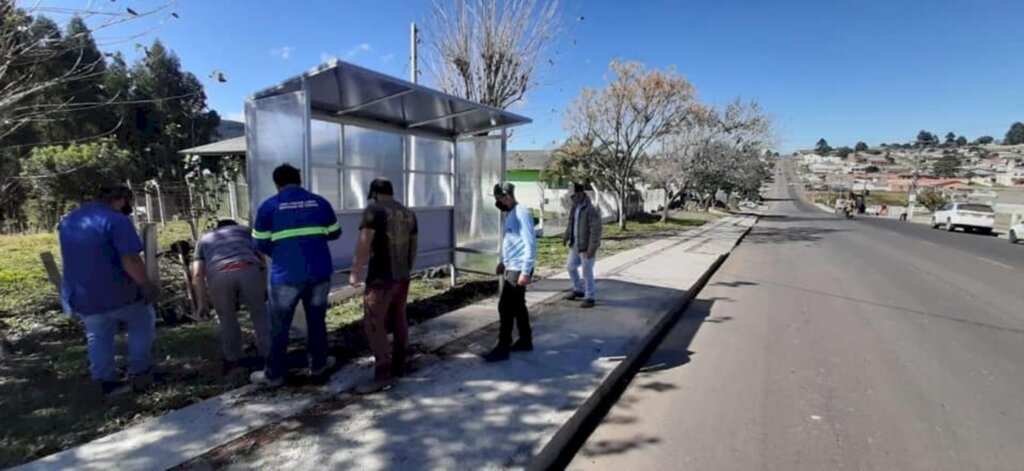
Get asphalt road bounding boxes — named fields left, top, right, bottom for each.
left=569, top=162, right=1024, bottom=470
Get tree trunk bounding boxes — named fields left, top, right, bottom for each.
left=661, top=190, right=671, bottom=222
left=617, top=187, right=627, bottom=230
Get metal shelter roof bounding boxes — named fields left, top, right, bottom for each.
left=251, top=59, right=531, bottom=138
left=178, top=136, right=247, bottom=156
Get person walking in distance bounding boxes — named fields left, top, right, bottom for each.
left=349, top=178, right=418, bottom=393
left=250, top=164, right=341, bottom=387
left=484, top=182, right=537, bottom=363
left=59, top=185, right=159, bottom=397
left=191, top=219, right=271, bottom=375
left=564, top=183, right=602, bottom=308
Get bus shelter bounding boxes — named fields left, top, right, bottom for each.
left=244, top=60, right=531, bottom=278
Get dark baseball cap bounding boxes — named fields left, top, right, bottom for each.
left=493, top=182, right=515, bottom=197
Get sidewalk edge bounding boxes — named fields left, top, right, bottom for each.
left=530, top=219, right=756, bottom=470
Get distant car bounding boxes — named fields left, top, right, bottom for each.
left=1010, top=220, right=1023, bottom=244
left=931, top=203, right=995, bottom=234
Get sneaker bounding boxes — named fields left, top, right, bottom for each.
left=566, top=291, right=585, bottom=300
left=510, top=339, right=534, bottom=352
left=100, top=380, right=131, bottom=398
left=353, top=377, right=394, bottom=395
left=580, top=299, right=596, bottom=309
left=483, top=345, right=511, bottom=362
left=250, top=370, right=284, bottom=388
left=310, top=356, right=337, bottom=377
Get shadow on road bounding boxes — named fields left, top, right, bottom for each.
left=567, top=299, right=717, bottom=463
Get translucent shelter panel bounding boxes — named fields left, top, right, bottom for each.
left=311, top=168, right=341, bottom=208
left=245, top=91, right=308, bottom=218
left=344, top=126, right=403, bottom=170
left=455, top=138, right=502, bottom=271
left=410, top=137, right=452, bottom=173
left=410, top=172, right=452, bottom=207
left=344, top=169, right=405, bottom=210
left=310, top=120, right=341, bottom=165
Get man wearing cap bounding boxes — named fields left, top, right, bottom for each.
left=485, top=182, right=537, bottom=362
left=349, top=178, right=418, bottom=393
left=564, top=183, right=602, bottom=308
left=250, top=164, right=341, bottom=387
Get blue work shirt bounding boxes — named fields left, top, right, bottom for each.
left=58, top=202, right=144, bottom=315
left=253, top=186, right=341, bottom=285
left=501, top=204, right=537, bottom=275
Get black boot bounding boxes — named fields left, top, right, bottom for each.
left=510, top=338, right=534, bottom=352
left=483, top=344, right=511, bottom=362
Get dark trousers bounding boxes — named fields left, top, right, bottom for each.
left=498, top=270, right=532, bottom=347
left=363, top=280, right=410, bottom=380
left=265, top=279, right=330, bottom=380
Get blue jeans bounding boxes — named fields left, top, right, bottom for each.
left=80, top=302, right=156, bottom=382
left=567, top=248, right=596, bottom=300
left=265, top=279, right=330, bottom=380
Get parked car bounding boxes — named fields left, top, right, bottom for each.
left=931, top=203, right=995, bottom=234
left=1010, top=219, right=1023, bottom=244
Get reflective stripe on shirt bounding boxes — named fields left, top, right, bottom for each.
left=252, top=222, right=340, bottom=242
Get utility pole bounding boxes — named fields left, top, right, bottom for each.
left=907, top=144, right=922, bottom=221
left=410, top=22, right=419, bottom=84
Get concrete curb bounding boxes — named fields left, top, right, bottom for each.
left=530, top=218, right=756, bottom=470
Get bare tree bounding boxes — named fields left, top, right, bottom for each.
left=424, top=0, right=560, bottom=238
left=564, top=60, right=697, bottom=229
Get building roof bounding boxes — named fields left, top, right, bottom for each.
left=251, top=59, right=531, bottom=138
left=178, top=136, right=247, bottom=156
left=507, top=150, right=552, bottom=171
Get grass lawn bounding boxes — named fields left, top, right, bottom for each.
left=0, top=210, right=718, bottom=467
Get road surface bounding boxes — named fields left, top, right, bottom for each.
left=570, top=162, right=1024, bottom=470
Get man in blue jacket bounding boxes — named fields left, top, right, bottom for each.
left=484, top=182, right=537, bottom=362
left=250, top=164, right=341, bottom=387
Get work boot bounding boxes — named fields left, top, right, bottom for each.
left=483, top=344, right=511, bottom=362
left=510, top=338, right=534, bottom=352
left=566, top=291, right=584, bottom=300
left=580, top=299, right=596, bottom=309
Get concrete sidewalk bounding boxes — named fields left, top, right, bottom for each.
left=18, top=215, right=755, bottom=471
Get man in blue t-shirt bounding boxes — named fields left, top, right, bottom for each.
left=59, top=185, right=159, bottom=396
left=250, top=164, right=341, bottom=387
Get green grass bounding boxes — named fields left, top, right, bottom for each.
left=0, top=221, right=200, bottom=331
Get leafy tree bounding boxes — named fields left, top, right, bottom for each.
left=21, top=140, right=133, bottom=228
left=933, top=153, right=960, bottom=177
left=955, top=135, right=968, bottom=147
left=944, top=132, right=956, bottom=146
left=565, top=60, right=698, bottom=228
left=854, top=141, right=868, bottom=152
left=975, top=135, right=995, bottom=145
left=815, top=138, right=831, bottom=155
left=835, top=146, right=853, bottom=158
left=1005, top=122, right=1024, bottom=145
left=917, top=189, right=946, bottom=211
left=916, top=130, right=938, bottom=147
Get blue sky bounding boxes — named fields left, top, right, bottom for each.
left=39, top=0, right=1024, bottom=151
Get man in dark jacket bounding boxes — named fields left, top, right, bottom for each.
left=563, top=183, right=602, bottom=308
left=250, top=164, right=341, bottom=387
